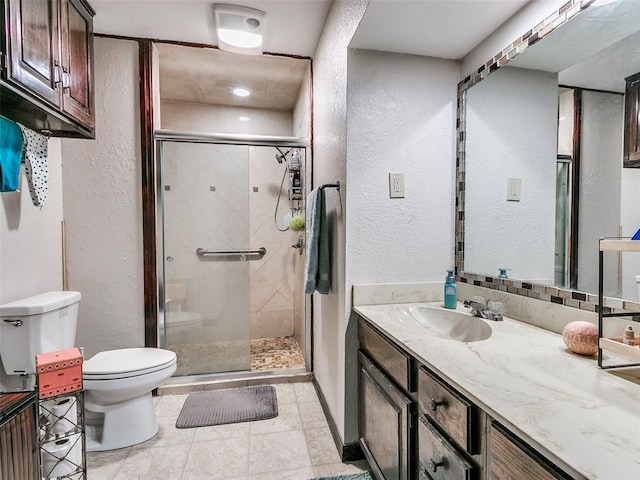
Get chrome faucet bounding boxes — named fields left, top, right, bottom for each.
left=463, top=299, right=503, bottom=321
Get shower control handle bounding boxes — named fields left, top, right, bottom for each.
left=292, top=236, right=303, bottom=255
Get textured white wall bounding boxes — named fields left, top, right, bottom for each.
left=61, top=37, right=144, bottom=358
left=0, top=139, right=63, bottom=390
left=0, top=139, right=63, bottom=302
left=578, top=91, right=623, bottom=296
left=346, top=49, right=458, bottom=285
left=345, top=49, right=459, bottom=444
left=465, top=67, right=557, bottom=282
left=311, top=0, right=369, bottom=446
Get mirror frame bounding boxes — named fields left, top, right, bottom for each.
left=454, top=0, right=640, bottom=315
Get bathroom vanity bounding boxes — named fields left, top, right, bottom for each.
left=355, top=299, right=639, bottom=480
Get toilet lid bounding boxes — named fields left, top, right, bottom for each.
left=83, top=348, right=176, bottom=380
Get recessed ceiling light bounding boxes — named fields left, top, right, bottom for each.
left=239, top=116, right=251, bottom=122
left=232, top=87, right=251, bottom=97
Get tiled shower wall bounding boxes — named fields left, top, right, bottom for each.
left=161, top=100, right=303, bottom=341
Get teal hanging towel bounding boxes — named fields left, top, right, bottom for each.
left=0, top=116, right=24, bottom=192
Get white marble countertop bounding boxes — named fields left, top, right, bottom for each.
left=354, top=301, right=640, bottom=480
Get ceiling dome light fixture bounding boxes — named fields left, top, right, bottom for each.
left=213, top=4, right=267, bottom=55
left=232, top=87, right=251, bottom=97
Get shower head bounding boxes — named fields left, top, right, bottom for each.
left=274, top=146, right=291, bottom=164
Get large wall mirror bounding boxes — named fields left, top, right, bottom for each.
left=458, top=0, right=640, bottom=307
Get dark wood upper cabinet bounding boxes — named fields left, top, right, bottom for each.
left=624, top=72, right=640, bottom=168
left=1, top=0, right=95, bottom=138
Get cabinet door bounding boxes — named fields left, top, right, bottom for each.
left=59, top=0, right=94, bottom=128
left=5, top=0, right=60, bottom=105
left=359, top=352, right=412, bottom=480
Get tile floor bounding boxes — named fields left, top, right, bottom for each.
left=86, top=382, right=370, bottom=479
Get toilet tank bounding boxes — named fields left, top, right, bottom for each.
left=0, top=291, right=81, bottom=375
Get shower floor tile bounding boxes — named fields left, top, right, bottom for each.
left=167, top=336, right=304, bottom=376
left=250, top=337, right=305, bottom=372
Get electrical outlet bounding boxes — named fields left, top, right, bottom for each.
left=389, top=173, right=405, bottom=198
left=506, top=178, right=521, bottom=202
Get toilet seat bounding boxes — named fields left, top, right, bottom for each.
left=83, top=348, right=176, bottom=380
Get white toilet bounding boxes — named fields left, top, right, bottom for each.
left=0, top=291, right=177, bottom=452
left=636, top=275, right=640, bottom=300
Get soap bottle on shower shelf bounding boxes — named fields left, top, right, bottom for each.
left=444, top=269, right=457, bottom=309
left=623, top=325, right=635, bottom=346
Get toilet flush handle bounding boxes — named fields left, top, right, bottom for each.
left=3, top=319, right=23, bottom=327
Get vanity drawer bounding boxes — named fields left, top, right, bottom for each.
left=418, top=415, right=474, bottom=480
left=359, top=319, right=412, bottom=393
left=418, top=366, right=478, bottom=454
left=488, top=422, right=570, bottom=480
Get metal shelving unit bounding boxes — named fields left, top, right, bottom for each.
left=38, top=391, right=86, bottom=480
left=597, top=238, right=640, bottom=369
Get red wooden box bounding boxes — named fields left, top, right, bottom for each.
left=35, top=348, right=83, bottom=399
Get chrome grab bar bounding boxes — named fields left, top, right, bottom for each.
left=196, top=247, right=266, bottom=261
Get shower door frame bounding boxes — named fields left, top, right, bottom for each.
left=154, top=129, right=312, bottom=378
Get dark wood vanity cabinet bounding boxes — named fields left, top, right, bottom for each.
left=0, top=391, right=39, bottom=480
left=359, top=352, right=413, bottom=480
left=624, top=72, right=640, bottom=167
left=358, top=320, right=414, bottom=480
left=1, top=0, right=95, bottom=138
left=357, top=315, right=577, bottom=480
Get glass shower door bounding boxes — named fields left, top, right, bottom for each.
left=160, top=141, right=251, bottom=375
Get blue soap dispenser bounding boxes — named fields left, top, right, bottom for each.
left=444, top=269, right=457, bottom=309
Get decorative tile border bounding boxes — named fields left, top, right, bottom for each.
left=454, top=0, right=640, bottom=315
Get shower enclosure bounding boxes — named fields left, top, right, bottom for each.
left=156, top=131, right=309, bottom=377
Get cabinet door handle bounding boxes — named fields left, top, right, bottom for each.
left=428, top=457, right=447, bottom=473
left=62, top=69, right=70, bottom=90
left=429, top=398, right=447, bottom=411
left=53, top=63, right=62, bottom=86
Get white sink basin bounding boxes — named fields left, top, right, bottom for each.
left=389, top=305, right=492, bottom=342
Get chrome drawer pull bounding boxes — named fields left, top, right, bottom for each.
left=429, top=398, right=447, bottom=411
left=428, top=457, right=447, bottom=473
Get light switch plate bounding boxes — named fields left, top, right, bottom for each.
left=507, top=178, right=521, bottom=202
left=389, top=173, right=405, bottom=198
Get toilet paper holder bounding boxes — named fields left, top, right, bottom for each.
left=38, top=391, right=86, bottom=479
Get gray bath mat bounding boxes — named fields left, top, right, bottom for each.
left=311, top=473, right=373, bottom=480
left=175, top=385, right=278, bottom=428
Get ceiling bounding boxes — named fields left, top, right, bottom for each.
left=91, top=0, right=537, bottom=108
left=90, top=0, right=332, bottom=57
left=350, top=0, right=531, bottom=59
